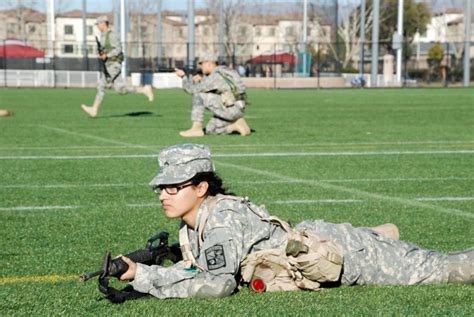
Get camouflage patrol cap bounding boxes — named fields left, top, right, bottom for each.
left=95, top=15, right=109, bottom=25
left=199, top=52, right=218, bottom=64
left=150, top=144, right=215, bottom=187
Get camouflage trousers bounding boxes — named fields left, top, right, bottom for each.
left=94, top=61, right=137, bottom=104
left=295, top=220, right=448, bottom=285
left=191, top=92, right=245, bottom=135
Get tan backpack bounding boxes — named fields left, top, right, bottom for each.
left=240, top=217, right=343, bottom=292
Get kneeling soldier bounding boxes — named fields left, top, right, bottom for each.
left=175, top=54, right=251, bottom=137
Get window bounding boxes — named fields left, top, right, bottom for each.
left=203, top=27, right=210, bottom=36
left=63, top=44, right=74, bottom=54
left=64, top=25, right=74, bottom=35
left=7, top=23, right=16, bottom=34
left=268, top=27, right=275, bottom=36
left=28, top=24, right=36, bottom=34
left=87, top=25, right=94, bottom=36
left=239, top=26, right=247, bottom=36
left=177, top=28, right=184, bottom=38
left=285, top=26, right=294, bottom=36
left=141, top=26, right=147, bottom=36
left=255, top=27, right=261, bottom=36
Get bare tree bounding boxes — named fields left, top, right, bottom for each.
left=205, top=0, right=250, bottom=61
left=309, top=2, right=373, bottom=69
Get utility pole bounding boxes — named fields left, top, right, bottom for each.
left=120, top=0, right=127, bottom=79
left=395, top=0, right=404, bottom=85
left=370, top=0, right=380, bottom=87
left=187, top=0, right=196, bottom=71
left=302, top=0, right=308, bottom=76
left=463, top=0, right=471, bottom=87
left=359, top=0, right=366, bottom=78
left=157, top=0, right=162, bottom=67
left=82, top=0, right=88, bottom=70
left=218, top=0, right=225, bottom=63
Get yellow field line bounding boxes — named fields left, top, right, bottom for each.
left=0, top=274, right=78, bottom=285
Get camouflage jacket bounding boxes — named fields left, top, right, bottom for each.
left=130, top=194, right=287, bottom=299
left=100, top=28, right=122, bottom=63
left=182, top=66, right=246, bottom=97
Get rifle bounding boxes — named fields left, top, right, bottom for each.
left=80, top=231, right=182, bottom=303
left=95, top=35, right=111, bottom=80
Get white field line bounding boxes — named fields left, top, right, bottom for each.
left=416, top=197, right=474, bottom=202
left=216, top=161, right=474, bottom=219
left=38, top=125, right=152, bottom=150
left=1, top=149, right=474, bottom=160
left=0, top=205, right=80, bottom=211
left=274, top=199, right=363, bottom=204
left=1, top=177, right=472, bottom=189
left=3, top=197, right=474, bottom=212
left=2, top=140, right=474, bottom=151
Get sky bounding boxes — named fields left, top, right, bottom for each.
left=0, top=0, right=466, bottom=14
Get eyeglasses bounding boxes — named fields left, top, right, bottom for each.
left=153, top=183, right=194, bottom=195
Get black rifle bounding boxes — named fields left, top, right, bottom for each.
left=80, top=231, right=182, bottom=303
left=95, top=36, right=111, bottom=80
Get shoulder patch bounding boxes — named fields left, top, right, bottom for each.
left=205, top=244, right=226, bottom=270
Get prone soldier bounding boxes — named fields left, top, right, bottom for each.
left=175, top=54, right=251, bottom=137
left=112, top=144, right=473, bottom=299
left=81, top=15, right=154, bottom=118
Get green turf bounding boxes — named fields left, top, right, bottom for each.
left=0, top=87, right=473, bottom=315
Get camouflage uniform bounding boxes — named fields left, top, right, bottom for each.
left=94, top=27, right=136, bottom=104
left=182, top=66, right=246, bottom=135
left=129, top=144, right=468, bottom=299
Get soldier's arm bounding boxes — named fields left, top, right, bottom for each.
left=130, top=218, right=243, bottom=299
left=182, top=72, right=228, bottom=95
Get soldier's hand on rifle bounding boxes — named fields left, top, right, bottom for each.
left=175, top=68, right=185, bottom=78
left=100, top=53, right=108, bottom=61
left=119, top=256, right=137, bottom=281
left=192, top=74, right=203, bottom=83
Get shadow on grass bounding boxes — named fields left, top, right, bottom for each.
left=96, top=111, right=161, bottom=119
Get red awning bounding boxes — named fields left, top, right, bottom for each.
left=251, top=52, right=296, bottom=65
left=0, top=39, right=45, bottom=58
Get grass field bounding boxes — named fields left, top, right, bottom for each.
left=0, top=87, right=473, bottom=315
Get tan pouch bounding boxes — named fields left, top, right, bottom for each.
left=221, top=91, right=236, bottom=107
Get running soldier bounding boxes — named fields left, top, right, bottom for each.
left=81, top=15, right=154, bottom=118
left=175, top=54, right=251, bottom=137
left=117, top=144, right=473, bottom=299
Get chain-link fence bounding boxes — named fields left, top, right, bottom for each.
left=1, top=38, right=472, bottom=88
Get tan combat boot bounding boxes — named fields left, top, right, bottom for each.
left=446, top=248, right=474, bottom=284
left=0, top=109, right=14, bottom=117
left=81, top=101, right=101, bottom=118
left=371, top=223, right=400, bottom=240
left=227, top=118, right=251, bottom=136
left=137, top=85, right=154, bottom=102
left=180, top=122, right=204, bottom=137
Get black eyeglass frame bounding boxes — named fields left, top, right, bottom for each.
left=153, top=182, right=194, bottom=195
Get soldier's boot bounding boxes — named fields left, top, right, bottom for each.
left=137, top=85, right=154, bottom=102
left=370, top=223, right=400, bottom=240
left=446, top=248, right=474, bottom=284
left=0, top=109, right=14, bottom=117
left=179, top=122, right=205, bottom=137
left=81, top=101, right=101, bottom=118
left=227, top=118, right=251, bottom=136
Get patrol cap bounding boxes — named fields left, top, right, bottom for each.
left=95, top=15, right=109, bottom=25
left=199, top=52, right=218, bottom=64
left=150, top=144, right=215, bottom=187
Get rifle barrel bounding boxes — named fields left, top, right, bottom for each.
left=79, top=269, right=104, bottom=282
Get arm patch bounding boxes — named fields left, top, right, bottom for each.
left=205, top=244, right=226, bottom=270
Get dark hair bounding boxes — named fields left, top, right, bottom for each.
left=190, top=172, right=233, bottom=196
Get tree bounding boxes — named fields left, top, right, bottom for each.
left=378, top=0, right=431, bottom=51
